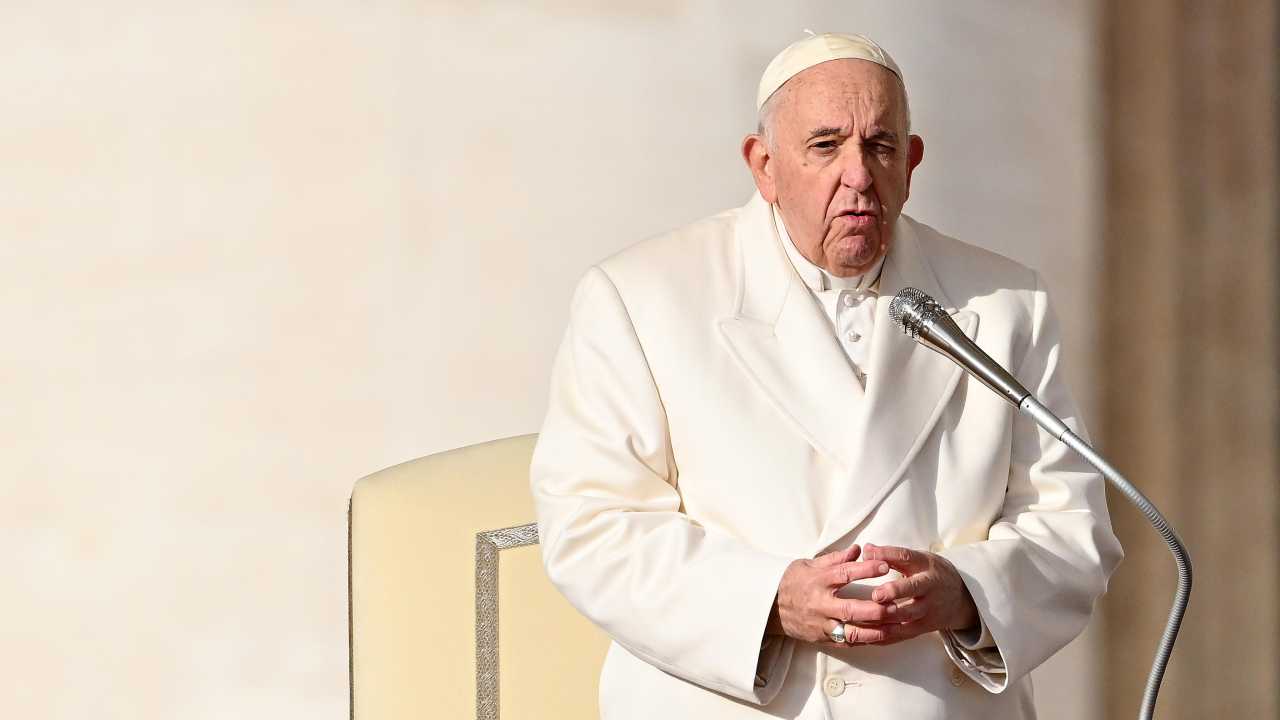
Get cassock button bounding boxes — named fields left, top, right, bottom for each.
left=842, top=294, right=856, bottom=307
left=823, top=676, right=846, bottom=697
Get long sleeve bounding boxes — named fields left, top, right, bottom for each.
left=937, top=271, right=1125, bottom=691
left=530, top=266, right=797, bottom=705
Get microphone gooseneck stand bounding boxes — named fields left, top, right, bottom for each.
left=1021, top=396, right=1192, bottom=720
left=890, top=287, right=1192, bottom=720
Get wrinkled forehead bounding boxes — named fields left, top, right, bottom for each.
left=774, top=59, right=908, bottom=131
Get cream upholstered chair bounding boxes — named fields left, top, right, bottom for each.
left=348, top=434, right=610, bottom=719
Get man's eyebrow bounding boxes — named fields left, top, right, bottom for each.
left=805, top=126, right=846, bottom=142
left=804, top=126, right=901, bottom=143
left=864, top=128, right=901, bottom=144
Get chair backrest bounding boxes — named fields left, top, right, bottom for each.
left=349, top=434, right=610, bottom=719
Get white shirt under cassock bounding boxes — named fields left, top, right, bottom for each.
left=771, top=205, right=996, bottom=652
left=773, top=205, right=882, bottom=387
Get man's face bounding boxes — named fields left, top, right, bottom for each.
left=744, top=59, right=924, bottom=277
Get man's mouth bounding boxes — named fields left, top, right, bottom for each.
left=834, top=210, right=878, bottom=228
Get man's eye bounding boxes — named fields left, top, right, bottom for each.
left=811, top=141, right=838, bottom=152
left=873, top=143, right=896, bottom=155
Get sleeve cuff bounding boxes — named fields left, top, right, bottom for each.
left=936, top=545, right=1008, bottom=693
left=755, top=635, right=784, bottom=688
left=940, top=630, right=1007, bottom=692
left=953, top=614, right=996, bottom=650
left=745, top=565, right=796, bottom=703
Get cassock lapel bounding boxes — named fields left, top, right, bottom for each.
left=716, top=193, right=866, bottom=472
left=813, top=215, right=978, bottom=551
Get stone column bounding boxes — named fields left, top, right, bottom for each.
left=1099, top=1, right=1278, bottom=717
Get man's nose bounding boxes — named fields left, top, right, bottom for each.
left=839, top=150, right=874, bottom=192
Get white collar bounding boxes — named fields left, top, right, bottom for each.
left=772, top=204, right=885, bottom=293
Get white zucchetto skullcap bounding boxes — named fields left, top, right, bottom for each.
left=756, top=32, right=903, bottom=111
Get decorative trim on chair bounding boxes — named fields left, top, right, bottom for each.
left=475, top=523, right=540, bottom=720
left=347, top=499, right=355, bottom=720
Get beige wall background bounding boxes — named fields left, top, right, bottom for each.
left=5, top=2, right=1114, bottom=717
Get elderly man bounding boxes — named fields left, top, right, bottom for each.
left=530, top=33, right=1122, bottom=719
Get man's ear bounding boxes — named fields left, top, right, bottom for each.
left=903, top=134, right=925, bottom=201
left=741, top=134, right=777, bottom=203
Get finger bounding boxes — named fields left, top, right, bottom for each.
left=821, top=559, right=890, bottom=587
left=843, top=623, right=891, bottom=644
left=889, top=597, right=929, bottom=623
left=820, top=618, right=848, bottom=645
left=872, top=572, right=933, bottom=603
left=863, top=543, right=930, bottom=574
left=816, top=618, right=871, bottom=647
left=864, top=635, right=907, bottom=646
left=813, top=544, right=861, bottom=568
left=863, top=621, right=924, bottom=645
left=825, top=597, right=895, bottom=624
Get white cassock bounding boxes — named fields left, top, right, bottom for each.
left=529, top=191, right=1124, bottom=719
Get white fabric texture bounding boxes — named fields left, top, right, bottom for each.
left=530, top=192, right=1123, bottom=719
left=772, top=206, right=998, bottom=651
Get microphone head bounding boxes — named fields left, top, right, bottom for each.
left=888, top=287, right=945, bottom=338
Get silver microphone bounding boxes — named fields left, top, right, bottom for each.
left=888, top=287, right=1030, bottom=408
left=888, top=286, right=1191, bottom=720
left=888, top=287, right=1067, bottom=437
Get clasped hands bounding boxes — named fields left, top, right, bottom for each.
left=766, top=543, right=979, bottom=648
